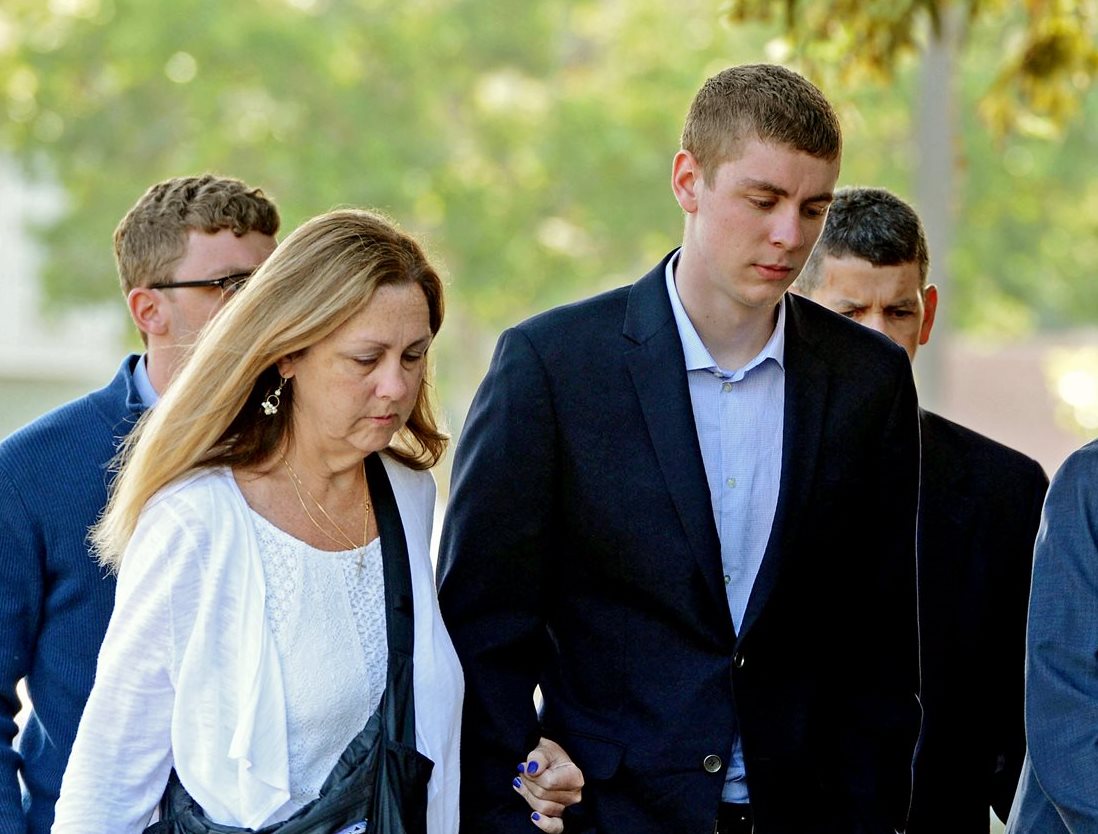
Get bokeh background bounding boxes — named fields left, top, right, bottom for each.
left=2, top=0, right=1096, bottom=478
left=3, top=4, right=1097, bottom=830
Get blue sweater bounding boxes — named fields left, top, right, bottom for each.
left=0, top=356, right=145, bottom=834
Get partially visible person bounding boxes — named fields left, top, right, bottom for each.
left=795, top=186, right=1048, bottom=833
left=1005, top=439, right=1098, bottom=833
left=0, top=174, right=279, bottom=834
left=51, top=209, right=464, bottom=833
left=513, top=739, right=584, bottom=834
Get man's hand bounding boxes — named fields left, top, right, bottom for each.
left=512, top=737, right=584, bottom=832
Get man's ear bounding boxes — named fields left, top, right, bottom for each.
left=128, top=287, right=169, bottom=339
left=671, top=150, right=702, bottom=214
left=919, top=284, right=938, bottom=346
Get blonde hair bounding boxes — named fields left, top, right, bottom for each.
left=94, top=208, right=447, bottom=569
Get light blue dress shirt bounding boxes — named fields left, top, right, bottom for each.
left=664, top=254, right=786, bottom=803
left=132, top=353, right=160, bottom=408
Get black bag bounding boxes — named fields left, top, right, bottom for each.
left=145, top=453, right=433, bottom=834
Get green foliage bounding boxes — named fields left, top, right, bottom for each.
left=721, top=0, right=1098, bottom=337
left=0, top=0, right=763, bottom=328
left=953, top=65, right=1098, bottom=333
left=726, top=0, right=934, bottom=81
left=723, top=0, right=1098, bottom=138
left=1, top=0, right=1098, bottom=390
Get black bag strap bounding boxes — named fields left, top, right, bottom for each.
left=365, top=452, right=417, bottom=748
left=148, top=454, right=421, bottom=832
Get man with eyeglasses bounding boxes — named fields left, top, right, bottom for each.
left=0, top=174, right=279, bottom=834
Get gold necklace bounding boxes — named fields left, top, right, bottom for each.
left=281, top=456, right=371, bottom=569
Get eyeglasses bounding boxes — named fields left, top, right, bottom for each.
left=148, top=271, right=253, bottom=296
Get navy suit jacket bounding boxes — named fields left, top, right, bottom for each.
left=1006, top=439, right=1098, bottom=834
left=437, top=255, right=922, bottom=834
left=910, top=411, right=1047, bottom=833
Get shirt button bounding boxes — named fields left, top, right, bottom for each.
left=703, top=754, right=723, bottom=773
left=721, top=381, right=733, bottom=393
left=726, top=477, right=736, bottom=488
left=724, top=574, right=731, bottom=585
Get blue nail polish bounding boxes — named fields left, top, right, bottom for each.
left=532, top=812, right=541, bottom=821
left=516, top=762, right=526, bottom=773
left=527, top=760, right=539, bottom=774
left=513, top=777, right=521, bottom=788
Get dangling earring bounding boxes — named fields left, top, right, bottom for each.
left=261, top=375, right=289, bottom=416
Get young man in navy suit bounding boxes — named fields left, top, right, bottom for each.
left=796, top=187, right=1048, bottom=834
left=438, top=65, right=922, bottom=834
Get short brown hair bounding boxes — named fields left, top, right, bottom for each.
left=113, top=174, right=280, bottom=294
left=681, top=64, right=842, bottom=181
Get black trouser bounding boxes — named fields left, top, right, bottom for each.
left=715, top=802, right=753, bottom=834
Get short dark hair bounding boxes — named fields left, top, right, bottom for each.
left=798, top=187, right=930, bottom=294
left=681, top=64, right=842, bottom=182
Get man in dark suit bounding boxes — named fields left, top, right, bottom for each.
left=438, top=65, right=922, bottom=834
left=796, top=187, right=1049, bottom=833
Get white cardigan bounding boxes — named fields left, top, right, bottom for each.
left=53, top=457, right=462, bottom=834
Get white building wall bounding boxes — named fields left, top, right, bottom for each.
left=0, top=160, right=123, bottom=436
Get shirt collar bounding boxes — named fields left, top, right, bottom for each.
left=132, top=353, right=160, bottom=408
left=664, top=250, right=787, bottom=376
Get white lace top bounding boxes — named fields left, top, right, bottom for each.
left=250, top=512, right=387, bottom=819
left=53, top=461, right=463, bottom=834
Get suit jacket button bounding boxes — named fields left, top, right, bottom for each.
left=703, top=754, right=723, bottom=773
left=733, top=651, right=745, bottom=669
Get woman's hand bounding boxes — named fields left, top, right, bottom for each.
left=512, top=737, right=585, bottom=833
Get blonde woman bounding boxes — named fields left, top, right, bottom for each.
left=52, top=210, right=462, bottom=833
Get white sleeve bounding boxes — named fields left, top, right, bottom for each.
left=52, top=497, right=204, bottom=834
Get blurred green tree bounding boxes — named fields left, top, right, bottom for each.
left=724, top=0, right=1098, bottom=135
left=723, top=0, right=1098, bottom=407
left=2, top=0, right=1097, bottom=413
left=0, top=0, right=782, bottom=409
left=0, top=0, right=764, bottom=322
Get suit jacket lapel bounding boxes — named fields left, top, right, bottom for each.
left=740, top=294, right=829, bottom=637
left=623, top=259, right=729, bottom=617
